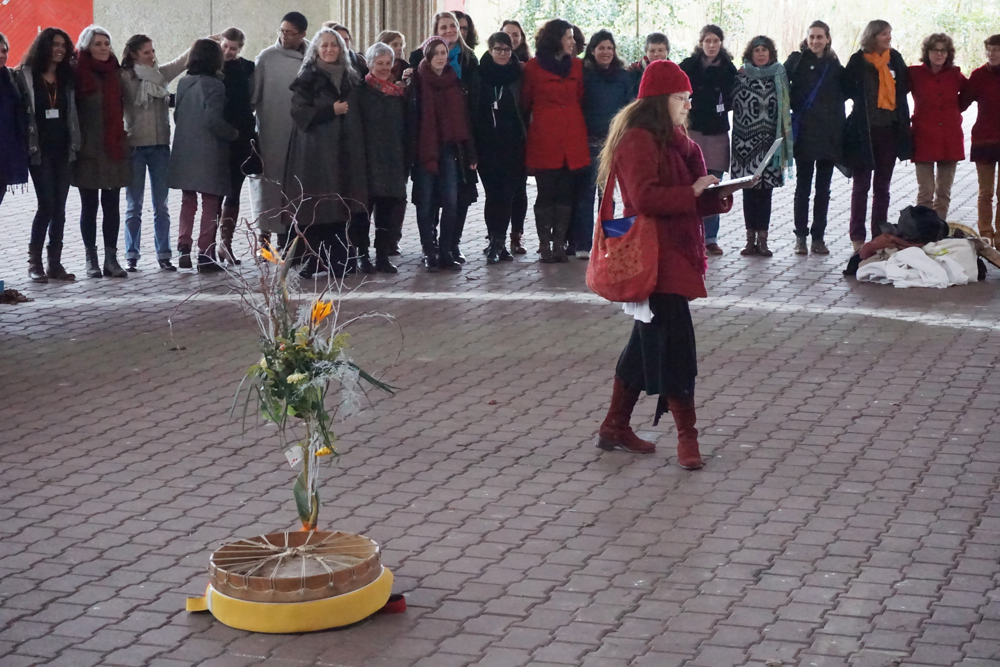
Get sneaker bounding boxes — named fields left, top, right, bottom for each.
left=126, top=258, right=138, bottom=272
left=158, top=259, right=177, bottom=272
left=575, top=250, right=590, bottom=260
left=178, top=253, right=192, bottom=269
left=795, top=237, right=808, bottom=255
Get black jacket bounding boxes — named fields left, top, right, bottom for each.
left=222, top=57, right=257, bottom=171
left=473, top=52, right=526, bottom=183
left=358, top=81, right=408, bottom=200
left=784, top=49, right=845, bottom=163
left=679, top=54, right=738, bottom=136
left=842, top=49, right=912, bottom=171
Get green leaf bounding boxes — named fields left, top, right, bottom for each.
left=293, top=471, right=320, bottom=529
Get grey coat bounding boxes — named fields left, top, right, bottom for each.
left=358, top=81, right=407, bottom=200
left=71, top=70, right=131, bottom=189
left=14, top=68, right=81, bottom=166
left=167, top=74, right=238, bottom=196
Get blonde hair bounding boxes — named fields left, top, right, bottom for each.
left=433, top=11, right=474, bottom=61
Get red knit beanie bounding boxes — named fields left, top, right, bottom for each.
left=637, top=60, right=692, bottom=99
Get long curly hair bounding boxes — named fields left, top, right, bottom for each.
left=21, top=27, right=76, bottom=81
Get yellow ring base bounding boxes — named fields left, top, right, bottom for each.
left=186, top=566, right=393, bottom=633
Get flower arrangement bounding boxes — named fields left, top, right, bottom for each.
left=235, top=239, right=393, bottom=530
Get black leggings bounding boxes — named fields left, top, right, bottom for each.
left=481, top=171, right=523, bottom=241
left=79, top=187, right=122, bottom=249
left=511, top=175, right=528, bottom=236
left=742, top=187, right=773, bottom=231
left=535, top=168, right=577, bottom=208
left=29, top=153, right=72, bottom=247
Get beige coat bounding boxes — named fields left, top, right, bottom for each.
left=120, top=50, right=189, bottom=147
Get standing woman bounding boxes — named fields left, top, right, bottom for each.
left=475, top=32, right=526, bottom=264
left=15, top=29, right=80, bottom=282
left=523, top=19, right=590, bottom=263
left=284, top=27, right=368, bottom=278
left=359, top=41, right=407, bottom=274
left=843, top=20, right=912, bottom=251
left=595, top=60, right=740, bottom=465
left=120, top=34, right=190, bottom=272
left=324, top=23, right=369, bottom=78
left=407, top=37, right=477, bottom=271
left=908, top=33, right=968, bottom=221
left=166, top=39, right=238, bottom=273
left=679, top=25, right=737, bottom=255
left=576, top=30, right=633, bottom=260
left=455, top=11, right=479, bottom=51
left=731, top=36, right=794, bottom=257
left=502, top=19, right=531, bottom=254
left=784, top=20, right=844, bottom=255
left=409, top=13, right=480, bottom=264
left=0, top=33, right=30, bottom=209
left=218, top=27, right=257, bottom=266
left=377, top=30, right=409, bottom=83
left=73, top=25, right=130, bottom=279
left=961, top=35, right=1000, bottom=245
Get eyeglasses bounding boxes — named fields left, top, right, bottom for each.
left=492, top=47, right=512, bottom=55
left=929, top=48, right=948, bottom=54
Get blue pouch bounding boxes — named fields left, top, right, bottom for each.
left=601, top=216, right=636, bottom=239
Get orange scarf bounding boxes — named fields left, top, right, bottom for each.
left=863, top=50, right=896, bottom=111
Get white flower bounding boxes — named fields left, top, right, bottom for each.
left=259, top=357, right=268, bottom=370
left=286, top=372, right=307, bottom=384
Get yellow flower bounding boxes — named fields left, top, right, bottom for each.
left=311, top=300, right=333, bottom=325
left=315, top=446, right=334, bottom=457
left=260, top=246, right=280, bottom=264
left=286, top=372, right=307, bottom=384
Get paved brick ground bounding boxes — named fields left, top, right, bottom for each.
left=2, top=132, right=1000, bottom=666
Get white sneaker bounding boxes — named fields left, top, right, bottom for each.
left=575, top=250, right=590, bottom=260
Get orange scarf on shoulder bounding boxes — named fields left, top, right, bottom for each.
left=863, top=50, right=896, bottom=111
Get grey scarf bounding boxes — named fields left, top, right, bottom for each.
left=313, top=59, right=345, bottom=91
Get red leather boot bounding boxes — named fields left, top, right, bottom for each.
left=597, top=377, right=656, bottom=453
left=668, top=396, right=703, bottom=470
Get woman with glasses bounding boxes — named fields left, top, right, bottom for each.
left=962, top=35, right=1000, bottom=246
left=908, top=34, right=968, bottom=221
left=475, top=32, right=526, bottom=264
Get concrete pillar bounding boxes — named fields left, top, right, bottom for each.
left=334, top=0, right=435, bottom=55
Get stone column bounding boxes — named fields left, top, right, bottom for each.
left=334, top=0, right=435, bottom=54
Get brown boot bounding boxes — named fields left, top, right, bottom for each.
left=740, top=229, right=757, bottom=256
left=597, top=377, right=656, bottom=453
left=668, top=396, right=703, bottom=470
left=756, top=229, right=773, bottom=257
left=510, top=232, right=526, bottom=255
left=219, top=205, right=241, bottom=265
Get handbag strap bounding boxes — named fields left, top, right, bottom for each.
left=599, top=167, right=617, bottom=222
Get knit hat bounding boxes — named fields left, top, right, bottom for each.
left=637, top=59, right=692, bottom=99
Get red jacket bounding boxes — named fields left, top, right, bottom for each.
left=961, top=64, right=1000, bottom=163
left=614, top=127, right=732, bottom=300
left=522, top=57, right=590, bottom=172
left=908, top=64, right=968, bottom=163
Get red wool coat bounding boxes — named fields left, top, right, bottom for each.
left=522, top=58, right=590, bottom=172
left=960, top=64, right=1000, bottom=163
left=908, top=64, right=968, bottom=163
left=614, top=127, right=732, bottom=300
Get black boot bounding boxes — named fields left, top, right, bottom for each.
left=103, top=247, right=128, bottom=278
left=375, top=252, right=398, bottom=274
left=551, top=205, right=572, bottom=263
left=486, top=239, right=502, bottom=264
left=28, top=243, right=48, bottom=283
left=357, top=252, right=376, bottom=275
left=46, top=244, right=76, bottom=281
left=85, top=246, right=102, bottom=278
left=534, top=206, right=553, bottom=263
left=178, top=245, right=193, bottom=269
left=197, top=252, right=224, bottom=274
left=438, top=249, right=461, bottom=271
left=422, top=244, right=439, bottom=273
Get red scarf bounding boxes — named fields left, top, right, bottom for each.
left=417, top=59, right=470, bottom=174
left=75, top=50, right=126, bottom=160
left=365, top=72, right=404, bottom=97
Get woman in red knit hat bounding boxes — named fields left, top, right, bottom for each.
left=595, top=60, right=751, bottom=469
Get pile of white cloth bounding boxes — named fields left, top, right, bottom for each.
left=856, top=240, right=977, bottom=288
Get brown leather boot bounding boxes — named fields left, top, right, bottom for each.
left=597, top=377, right=656, bottom=453
left=740, top=229, right=757, bottom=256
left=668, top=396, right=703, bottom=470
left=756, top=229, right=773, bottom=257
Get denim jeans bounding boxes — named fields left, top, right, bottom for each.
left=794, top=160, right=834, bottom=240
left=125, top=145, right=172, bottom=260
left=28, top=152, right=72, bottom=248
left=414, top=146, right=460, bottom=250
left=703, top=169, right=725, bottom=244
left=570, top=142, right=602, bottom=253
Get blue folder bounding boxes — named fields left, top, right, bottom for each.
left=602, top=216, right=636, bottom=239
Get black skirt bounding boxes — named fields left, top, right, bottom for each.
left=616, top=293, right=697, bottom=422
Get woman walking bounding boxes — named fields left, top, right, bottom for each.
left=408, top=36, right=476, bottom=272
left=120, top=34, right=190, bottom=272
left=475, top=32, right=526, bottom=264
left=908, top=33, right=967, bottom=221
left=73, top=26, right=130, bottom=279
left=731, top=36, right=794, bottom=257
left=785, top=20, right=844, bottom=255
left=962, top=35, right=1000, bottom=245
left=219, top=27, right=257, bottom=266
left=679, top=25, right=737, bottom=255
left=167, top=39, right=238, bottom=273
left=843, top=20, right=912, bottom=250
left=359, top=41, right=407, bottom=274
left=0, top=33, right=29, bottom=210
left=595, top=60, right=741, bottom=466
left=284, top=27, right=368, bottom=278
left=15, top=28, right=80, bottom=282
left=523, top=18, right=589, bottom=263
left=576, top=29, right=633, bottom=260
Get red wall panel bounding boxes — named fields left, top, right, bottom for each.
left=1, top=0, right=94, bottom=65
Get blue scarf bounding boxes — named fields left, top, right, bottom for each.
left=448, top=44, right=463, bottom=80
left=742, top=60, right=794, bottom=178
